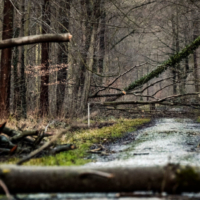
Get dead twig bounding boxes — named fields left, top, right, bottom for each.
left=17, top=126, right=71, bottom=165
left=0, top=179, right=12, bottom=200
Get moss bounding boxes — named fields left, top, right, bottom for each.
left=175, top=166, right=200, bottom=190
left=11, top=118, right=150, bottom=166
left=197, top=116, right=200, bottom=123
left=124, top=35, right=200, bottom=92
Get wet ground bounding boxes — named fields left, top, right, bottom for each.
left=6, top=118, right=200, bottom=200
left=87, top=118, right=200, bottom=167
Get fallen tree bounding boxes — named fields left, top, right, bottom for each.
left=0, top=164, right=200, bottom=194
left=96, top=92, right=200, bottom=107
left=0, top=33, right=72, bottom=49
left=90, top=34, right=200, bottom=99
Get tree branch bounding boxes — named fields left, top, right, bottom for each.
left=0, top=33, right=72, bottom=49
left=90, top=63, right=146, bottom=97
left=96, top=92, right=200, bottom=106
left=92, top=34, right=200, bottom=99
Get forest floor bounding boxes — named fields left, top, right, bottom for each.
left=2, top=116, right=200, bottom=200
left=1, top=116, right=151, bottom=166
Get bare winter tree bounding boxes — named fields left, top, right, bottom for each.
left=0, top=0, right=14, bottom=119
left=40, top=0, right=50, bottom=116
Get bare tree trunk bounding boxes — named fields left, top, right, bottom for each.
left=13, top=27, right=20, bottom=116
left=0, top=0, right=13, bottom=119
left=171, top=14, right=177, bottom=95
left=182, top=27, right=190, bottom=93
left=20, top=0, right=27, bottom=118
left=40, top=0, right=50, bottom=116
left=24, top=0, right=31, bottom=66
left=99, top=0, right=106, bottom=74
left=80, top=28, right=96, bottom=111
left=193, top=10, right=199, bottom=92
left=56, top=0, right=71, bottom=116
left=80, top=0, right=101, bottom=113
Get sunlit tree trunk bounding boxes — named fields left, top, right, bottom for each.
left=0, top=0, right=13, bottom=119
left=40, top=0, right=50, bottom=116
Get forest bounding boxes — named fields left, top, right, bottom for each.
left=1, top=0, right=200, bottom=199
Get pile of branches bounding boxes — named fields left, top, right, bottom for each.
left=0, top=122, right=75, bottom=159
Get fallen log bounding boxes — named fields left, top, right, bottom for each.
left=50, top=144, right=76, bottom=154
left=0, top=33, right=72, bottom=49
left=71, top=122, right=115, bottom=129
left=11, top=130, right=39, bottom=142
left=2, top=127, right=22, bottom=137
left=0, top=164, right=200, bottom=194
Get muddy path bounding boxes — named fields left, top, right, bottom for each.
left=87, top=118, right=200, bottom=167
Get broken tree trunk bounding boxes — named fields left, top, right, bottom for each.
left=0, top=33, right=72, bottom=49
left=0, top=122, right=74, bottom=157
left=0, top=164, right=200, bottom=194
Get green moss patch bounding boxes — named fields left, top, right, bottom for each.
left=22, top=118, right=150, bottom=166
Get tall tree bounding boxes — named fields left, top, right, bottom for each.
left=20, top=0, right=27, bottom=118
left=193, top=9, right=199, bottom=93
left=99, top=0, right=106, bottom=74
left=56, top=0, right=71, bottom=116
left=80, top=0, right=101, bottom=112
left=0, top=0, right=13, bottom=118
left=40, top=0, right=50, bottom=116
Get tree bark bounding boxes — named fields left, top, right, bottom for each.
left=56, top=0, right=71, bottom=116
left=193, top=10, right=199, bottom=92
left=20, top=0, right=27, bottom=118
left=40, top=0, right=51, bottom=116
left=98, top=0, right=106, bottom=75
left=80, top=0, right=101, bottom=112
left=0, top=0, right=13, bottom=118
left=24, top=0, right=31, bottom=66
left=171, top=14, right=177, bottom=95
left=13, top=27, right=20, bottom=116
left=0, top=164, right=200, bottom=194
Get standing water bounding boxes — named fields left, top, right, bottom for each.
left=88, top=118, right=200, bottom=167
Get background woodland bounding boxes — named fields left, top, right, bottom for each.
left=0, top=0, right=200, bottom=119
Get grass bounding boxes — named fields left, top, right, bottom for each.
left=6, top=118, right=151, bottom=166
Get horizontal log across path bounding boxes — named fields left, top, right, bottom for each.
left=0, top=164, right=199, bottom=194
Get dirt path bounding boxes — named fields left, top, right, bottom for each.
left=87, top=118, right=200, bottom=167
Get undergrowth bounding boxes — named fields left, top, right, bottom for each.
left=7, top=118, right=150, bottom=166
